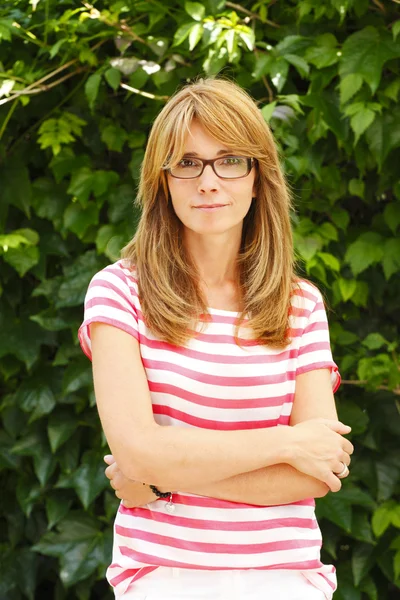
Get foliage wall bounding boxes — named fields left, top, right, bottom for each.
left=0, top=1, right=400, bottom=598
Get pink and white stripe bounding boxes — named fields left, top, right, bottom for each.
left=78, top=259, right=340, bottom=599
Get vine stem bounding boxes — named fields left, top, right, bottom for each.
left=0, top=100, right=18, bottom=142
left=120, top=83, right=169, bottom=101
left=225, top=1, right=280, bottom=28
left=0, top=69, right=87, bottom=107
left=6, top=74, right=88, bottom=157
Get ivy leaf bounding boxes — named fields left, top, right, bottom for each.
left=261, top=101, right=277, bottom=122
left=305, top=33, right=339, bottom=69
left=188, top=23, right=204, bottom=51
left=338, top=278, right=357, bottom=302
left=173, top=22, right=194, bottom=46
left=100, top=124, right=128, bottom=152
left=340, top=73, right=363, bottom=105
left=72, top=451, right=109, bottom=509
left=383, top=203, right=400, bottom=234
left=340, top=26, right=400, bottom=94
left=317, top=493, right=352, bottom=532
left=352, top=543, right=375, bottom=586
left=185, top=1, right=205, bottom=21
left=85, top=73, right=101, bottom=111
left=362, top=333, right=388, bottom=350
left=344, top=232, right=384, bottom=276
left=104, top=67, right=121, bottom=91
left=48, top=410, right=77, bottom=452
left=365, top=109, right=400, bottom=171
left=372, top=503, right=393, bottom=537
left=382, top=239, right=400, bottom=280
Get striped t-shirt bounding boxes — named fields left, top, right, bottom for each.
left=78, top=258, right=341, bottom=599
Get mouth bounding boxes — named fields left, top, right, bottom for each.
left=194, top=204, right=228, bottom=212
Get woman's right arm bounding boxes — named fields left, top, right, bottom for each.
left=90, top=322, right=353, bottom=491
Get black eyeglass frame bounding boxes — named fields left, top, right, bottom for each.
left=166, top=156, right=256, bottom=180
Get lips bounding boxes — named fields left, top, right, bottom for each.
left=194, top=204, right=227, bottom=208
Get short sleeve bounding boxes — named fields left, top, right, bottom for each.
left=295, top=283, right=341, bottom=393
left=78, top=263, right=139, bottom=362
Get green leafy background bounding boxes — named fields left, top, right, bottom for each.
left=0, top=1, right=399, bottom=598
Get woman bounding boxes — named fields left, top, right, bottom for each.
left=78, top=77, right=353, bottom=600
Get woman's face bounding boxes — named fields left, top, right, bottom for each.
left=166, top=120, right=256, bottom=238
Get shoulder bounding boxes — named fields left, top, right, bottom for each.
left=290, top=278, right=325, bottom=322
left=86, top=259, right=140, bottom=307
left=88, top=259, right=138, bottom=289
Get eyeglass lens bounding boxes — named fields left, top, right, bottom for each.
left=170, top=157, right=249, bottom=179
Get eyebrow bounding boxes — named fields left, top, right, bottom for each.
left=182, top=149, right=234, bottom=157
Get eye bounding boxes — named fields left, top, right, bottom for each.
left=178, top=158, right=199, bottom=167
left=221, top=156, right=244, bottom=165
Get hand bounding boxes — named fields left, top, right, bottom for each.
left=287, top=419, right=354, bottom=492
left=104, top=455, right=156, bottom=508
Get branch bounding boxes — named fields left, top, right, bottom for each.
left=81, top=2, right=149, bottom=45
left=341, top=379, right=400, bottom=396
left=225, top=1, right=280, bottom=28
left=0, top=69, right=86, bottom=107
left=120, top=82, right=169, bottom=101
left=6, top=75, right=88, bottom=157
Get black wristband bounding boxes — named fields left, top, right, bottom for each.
left=149, top=484, right=172, bottom=498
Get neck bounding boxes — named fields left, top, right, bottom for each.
left=183, top=229, right=242, bottom=288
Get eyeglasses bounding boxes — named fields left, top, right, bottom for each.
left=166, top=156, right=255, bottom=179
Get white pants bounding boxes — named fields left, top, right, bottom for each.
left=121, top=567, right=327, bottom=599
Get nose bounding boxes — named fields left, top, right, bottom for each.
left=197, top=164, right=220, bottom=193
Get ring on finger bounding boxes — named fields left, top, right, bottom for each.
left=335, top=462, right=349, bottom=478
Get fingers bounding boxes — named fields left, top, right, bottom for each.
left=341, top=452, right=351, bottom=467
left=320, top=419, right=351, bottom=435
left=325, top=471, right=342, bottom=493
left=105, top=463, right=118, bottom=480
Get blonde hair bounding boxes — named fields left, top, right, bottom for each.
left=120, top=76, right=299, bottom=348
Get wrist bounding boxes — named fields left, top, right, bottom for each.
left=276, top=426, right=295, bottom=466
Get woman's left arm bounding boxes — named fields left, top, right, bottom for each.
left=107, top=369, right=345, bottom=507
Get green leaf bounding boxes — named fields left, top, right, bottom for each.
left=338, top=278, right=357, bottom=302
left=383, top=203, right=400, bottom=234
left=393, top=20, right=400, bottom=41
left=352, top=543, right=375, bottom=587
left=305, top=33, right=338, bottom=69
left=285, top=54, right=309, bottom=77
left=295, top=235, right=323, bottom=261
left=46, top=492, right=73, bottom=529
left=100, top=123, right=128, bottom=152
left=261, top=101, right=277, bottom=122
left=348, top=179, right=365, bottom=198
left=344, top=233, right=384, bottom=276
left=188, top=23, right=204, bottom=51
left=173, top=22, right=194, bottom=46
left=63, top=202, right=99, bottom=239
left=85, top=73, right=101, bottom=110
left=339, top=74, right=363, bottom=105
left=376, top=462, right=400, bottom=502
left=185, top=1, right=205, bottom=21
left=349, top=106, right=376, bottom=146
left=338, top=401, right=369, bottom=436
left=382, top=238, right=400, bottom=280
left=48, top=410, right=77, bottom=452
left=72, top=451, right=109, bottom=509
left=372, top=504, right=393, bottom=537
left=340, top=26, right=400, bottom=94
left=318, top=252, right=340, bottom=271
left=351, top=511, right=375, bottom=544
left=365, top=110, right=400, bottom=171
left=362, top=333, right=388, bottom=350
left=104, top=67, right=121, bottom=91
left=317, top=493, right=352, bottom=532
